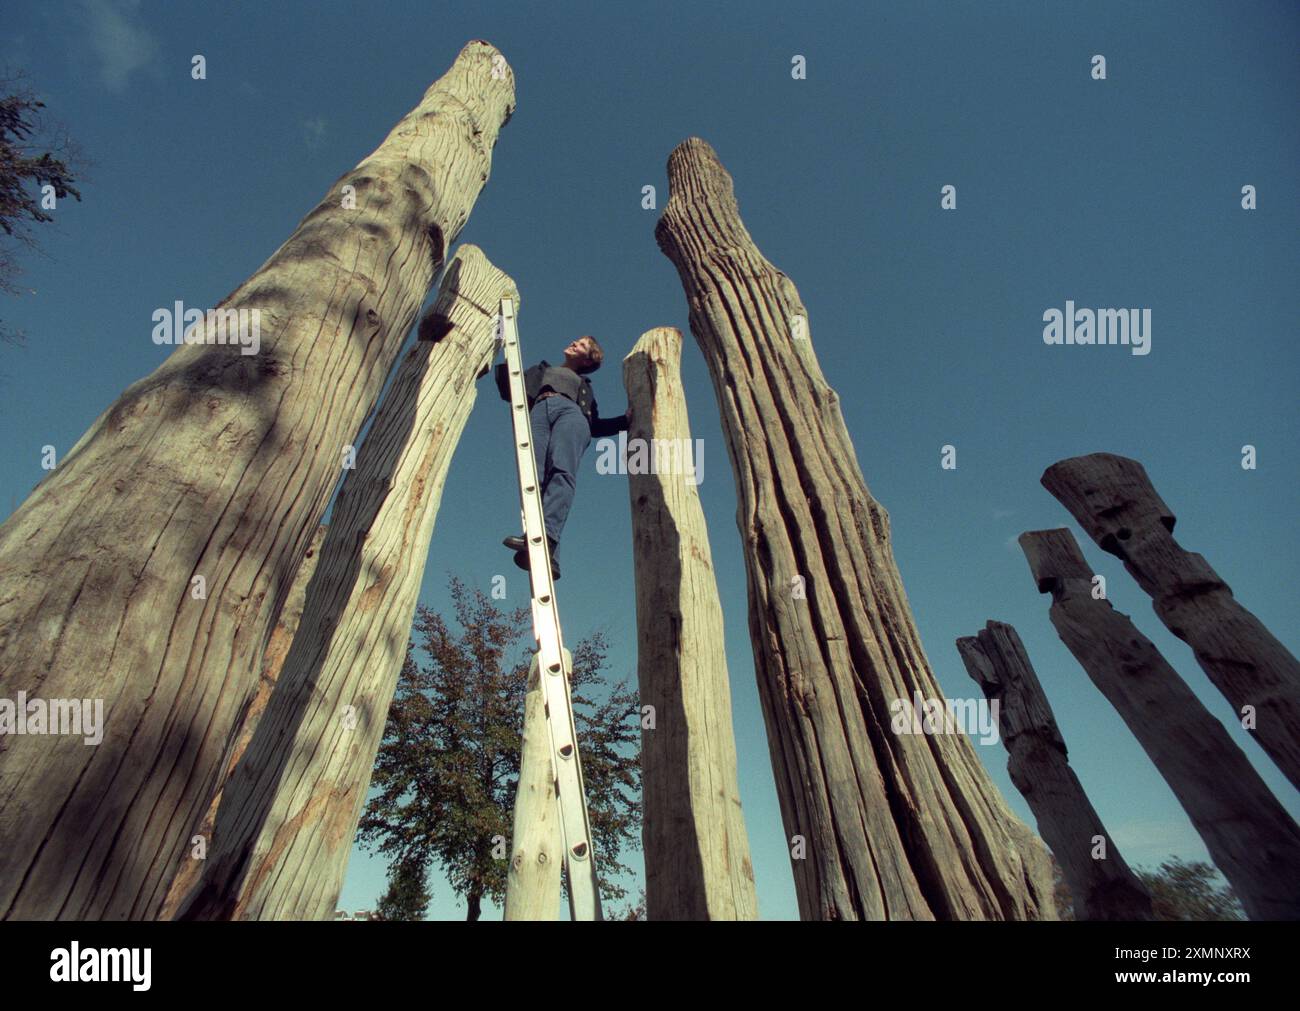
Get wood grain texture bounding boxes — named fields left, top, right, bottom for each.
left=623, top=326, right=758, bottom=920
left=654, top=137, right=1055, bottom=920
left=1041, top=453, right=1300, bottom=792
left=176, top=244, right=517, bottom=919
left=1020, top=528, right=1300, bottom=920
left=0, top=41, right=514, bottom=920
left=504, top=654, right=563, bottom=920
left=158, top=524, right=328, bottom=918
left=957, top=620, right=1154, bottom=920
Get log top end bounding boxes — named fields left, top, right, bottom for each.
left=662, top=137, right=737, bottom=209
left=1041, top=453, right=1177, bottom=552
left=1019, top=528, right=1092, bottom=593
left=434, top=40, right=517, bottom=127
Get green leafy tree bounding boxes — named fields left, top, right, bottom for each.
left=1135, top=857, right=1244, bottom=921
left=610, top=887, right=647, bottom=921
left=374, top=854, right=433, bottom=922
left=358, top=576, right=641, bottom=920
left=1050, top=853, right=1245, bottom=921
left=1, top=71, right=83, bottom=346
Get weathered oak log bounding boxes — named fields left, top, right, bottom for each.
left=654, top=137, right=1055, bottom=920
left=1020, top=528, right=1300, bottom=920
left=622, top=326, right=758, bottom=921
left=504, top=654, right=564, bottom=920
left=0, top=41, right=514, bottom=920
left=956, top=620, right=1154, bottom=921
left=176, top=245, right=518, bottom=919
left=1041, top=453, right=1300, bottom=792
left=158, top=524, right=327, bottom=918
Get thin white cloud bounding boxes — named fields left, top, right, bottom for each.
left=302, top=115, right=328, bottom=150
left=81, top=0, right=158, bottom=92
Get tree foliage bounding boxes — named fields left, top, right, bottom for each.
left=373, top=854, right=433, bottom=922
left=1134, top=857, right=1244, bottom=921
left=1050, top=852, right=1244, bottom=921
left=0, top=71, right=83, bottom=345
left=359, top=576, right=641, bottom=920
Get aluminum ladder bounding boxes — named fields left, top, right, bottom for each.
left=497, top=296, right=603, bottom=921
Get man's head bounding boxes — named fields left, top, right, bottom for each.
left=563, top=335, right=604, bottom=375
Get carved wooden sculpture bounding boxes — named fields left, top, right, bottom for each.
left=178, top=245, right=517, bottom=919
left=1042, top=453, right=1300, bottom=792
left=1020, top=528, right=1300, bottom=920
left=957, top=620, right=1153, bottom=920
left=623, top=326, right=758, bottom=920
left=0, top=42, right=514, bottom=919
left=654, top=137, right=1055, bottom=919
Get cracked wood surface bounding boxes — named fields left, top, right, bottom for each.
left=177, top=245, right=517, bottom=919
left=504, top=655, right=564, bottom=920
left=0, top=42, right=514, bottom=919
left=623, top=326, right=758, bottom=920
left=1021, top=528, right=1300, bottom=920
left=1042, top=453, right=1300, bottom=792
left=654, top=136, right=1055, bottom=920
left=957, top=620, right=1153, bottom=920
left=158, top=523, right=327, bottom=918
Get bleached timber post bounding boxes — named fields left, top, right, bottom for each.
left=504, top=654, right=564, bottom=920
left=159, top=524, right=328, bottom=917
left=622, top=326, right=759, bottom=920
left=653, top=136, right=1055, bottom=920
left=1019, top=528, right=1300, bottom=921
left=956, top=620, right=1154, bottom=921
left=178, top=245, right=519, bottom=919
left=0, top=41, right=515, bottom=920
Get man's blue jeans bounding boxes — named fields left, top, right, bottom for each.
left=531, top=395, right=590, bottom=560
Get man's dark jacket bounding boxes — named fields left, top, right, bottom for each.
left=495, top=360, right=629, bottom=438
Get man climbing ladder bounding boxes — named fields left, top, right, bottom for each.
left=494, top=297, right=617, bottom=921
left=495, top=332, right=630, bottom=579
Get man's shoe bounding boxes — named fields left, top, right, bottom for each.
left=502, top=534, right=527, bottom=552
left=512, top=544, right=560, bottom=581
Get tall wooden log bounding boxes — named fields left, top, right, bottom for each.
left=1019, top=528, right=1300, bottom=920
left=1041, top=453, right=1300, bottom=792
left=622, top=326, right=759, bottom=921
left=0, top=41, right=514, bottom=920
left=956, top=621, right=1154, bottom=921
left=158, top=524, right=328, bottom=918
left=654, top=137, right=1055, bottom=920
left=504, top=654, right=564, bottom=920
left=177, top=244, right=518, bottom=919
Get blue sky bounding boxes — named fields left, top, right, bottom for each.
left=2, top=0, right=1296, bottom=920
